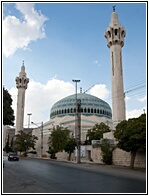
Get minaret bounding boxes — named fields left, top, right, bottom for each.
left=105, top=6, right=126, bottom=127
left=15, top=62, right=29, bottom=134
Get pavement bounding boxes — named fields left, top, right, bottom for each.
left=42, top=157, right=146, bottom=181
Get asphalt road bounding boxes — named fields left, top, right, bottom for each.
left=3, top=156, right=146, bottom=194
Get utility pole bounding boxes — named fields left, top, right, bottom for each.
left=77, top=99, right=81, bottom=163
left=31, top=121, right=43, bottom=158
left=27, top=113, right=32, bottom=128
left=72, top=79, right=81, bottom=163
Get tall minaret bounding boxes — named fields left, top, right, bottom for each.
left=15, top=62, right=29, bottom=134
left=105, top=6, right=126, bottom=127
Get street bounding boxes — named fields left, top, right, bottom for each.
left=3, top=156, right=146, bottom=193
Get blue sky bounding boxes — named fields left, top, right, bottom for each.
left=2, top=2, right=146, bottom=127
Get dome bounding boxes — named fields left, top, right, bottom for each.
left=50, top=93, right=112, bottom=119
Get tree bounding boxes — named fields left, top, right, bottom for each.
left=13, top=130, right=38, bottom=156
left=100, top=138, right=114, bottom=165
left=3, top=87, right=15, bottom=126
left=3, top=134, right=12, bottom=153
left=47, top=125, right=70, bottom=159
left=64, top=138, right=77, bottom=161
left=86, top=123, right=111, bottom=144
left=114, top=114, right=146, bottom=169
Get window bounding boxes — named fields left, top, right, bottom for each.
left=115, top=29, right=117, bottom=35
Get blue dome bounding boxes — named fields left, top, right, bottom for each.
left=50, top=93, right=112, bottom=119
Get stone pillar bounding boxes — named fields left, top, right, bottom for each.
left=105, top=9, right=126, bottom=127
left=15, top=62, right=29, bottom=134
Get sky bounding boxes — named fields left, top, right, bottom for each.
left=2, top=1, right=146, bottom=128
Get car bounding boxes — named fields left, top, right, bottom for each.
left=8, top=153, right=19, bottom=161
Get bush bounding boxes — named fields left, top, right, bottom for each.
left=42, top=154, right=47, bottom=158
left=100, top=139, right=113, bottom=165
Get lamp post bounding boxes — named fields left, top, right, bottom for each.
left=27, top=113, right=32, bottom=128
left=31, top=121, right=43, bottom=158
left=72, top=79, right=81, bottom=163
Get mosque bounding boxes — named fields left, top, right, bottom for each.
left=4, top=8, right=127, bottom=162
left=31, top=7, right=125, bottom=158
left=31, top=92, right=113, bottom=158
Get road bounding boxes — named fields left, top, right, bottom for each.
left=3, top=156, right=146, bottom=193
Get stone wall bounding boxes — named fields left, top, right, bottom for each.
left=91, top=147, right=146, bottom=168
left=91, top=148, right=104, bottom=164
left=112, top=148, right=146, bottom=168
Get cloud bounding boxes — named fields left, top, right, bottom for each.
left=89, top=84, right=110, bottom=100
left=9, top=78, right=75, bottom=128
left=93, top=60, right=101, bottom=68
left=137, top=95, right=146, bottom=102
left=9, top=78, right=145, bottom=128
left=126, top=107, right=146, bottom=120
left=125, top=96, right=131, bottom=101
left=2, top=3, right=48, bottom=57
left=93, top=60, right=99, bottom=64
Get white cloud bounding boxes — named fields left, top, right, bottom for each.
left=93, top=60, right=99, bottom=64
left=2, top=3, right=48, bottom=57
left=9, top=78, right=145, bottom=128
left=9, top=78, right=74, bottom=128
left=89, top=84, right=110, bottom=100
left=125, top=96, right=131, bottom=101
left=126, top=107, right=146, bottom=120
left=137, top=95, right=146, bottom=102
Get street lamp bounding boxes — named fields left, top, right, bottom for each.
left=27, top=113, right=32, bottom=128
left=31, top=121, right=43, bottom=158
left=72, top=79, right=81, bottom=163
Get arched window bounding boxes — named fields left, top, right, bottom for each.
left=100, top=109, right=102, bottom=114
left=94, top=109, right=96, bottom=113
left=97, top=109, right=99, bottom=114
left=74, top=108, right=76, bottom=113
left=81, top=108, right=83, bottom=112
left=121, top=30, right=125, bottom=37
left=62, top=109, right=63, bottom=114
left=84, top=108, right=87, bottom=113
left=115, top=29, right=117, bottom=35
left=108, top=31, right=111, bottom=38
left=67, top=108, right=69, bottom=113
left=88, top=108, right=90, bottom=113
left=71, top=108, right=73, bottom=113
left=91, top=108, right=93, bottom=113
left=103, top=110, right=104, bottom=114
left=64, top=109, right=67, bottom=113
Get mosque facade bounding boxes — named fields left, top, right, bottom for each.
left=32, top=93, right=113, bottom=157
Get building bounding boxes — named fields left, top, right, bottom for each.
left=33, top=92, right=113, bottom=157
left=105, top=7, right=126, bottom=127
left=15, top=62, right=29, bottom=134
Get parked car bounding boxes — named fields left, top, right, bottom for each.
left=8, top=153, right=19, bottom=161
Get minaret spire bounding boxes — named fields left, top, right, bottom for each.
left=104, top=9, right=126, bottom=127
left=15, top=62, right=29, bottom=134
